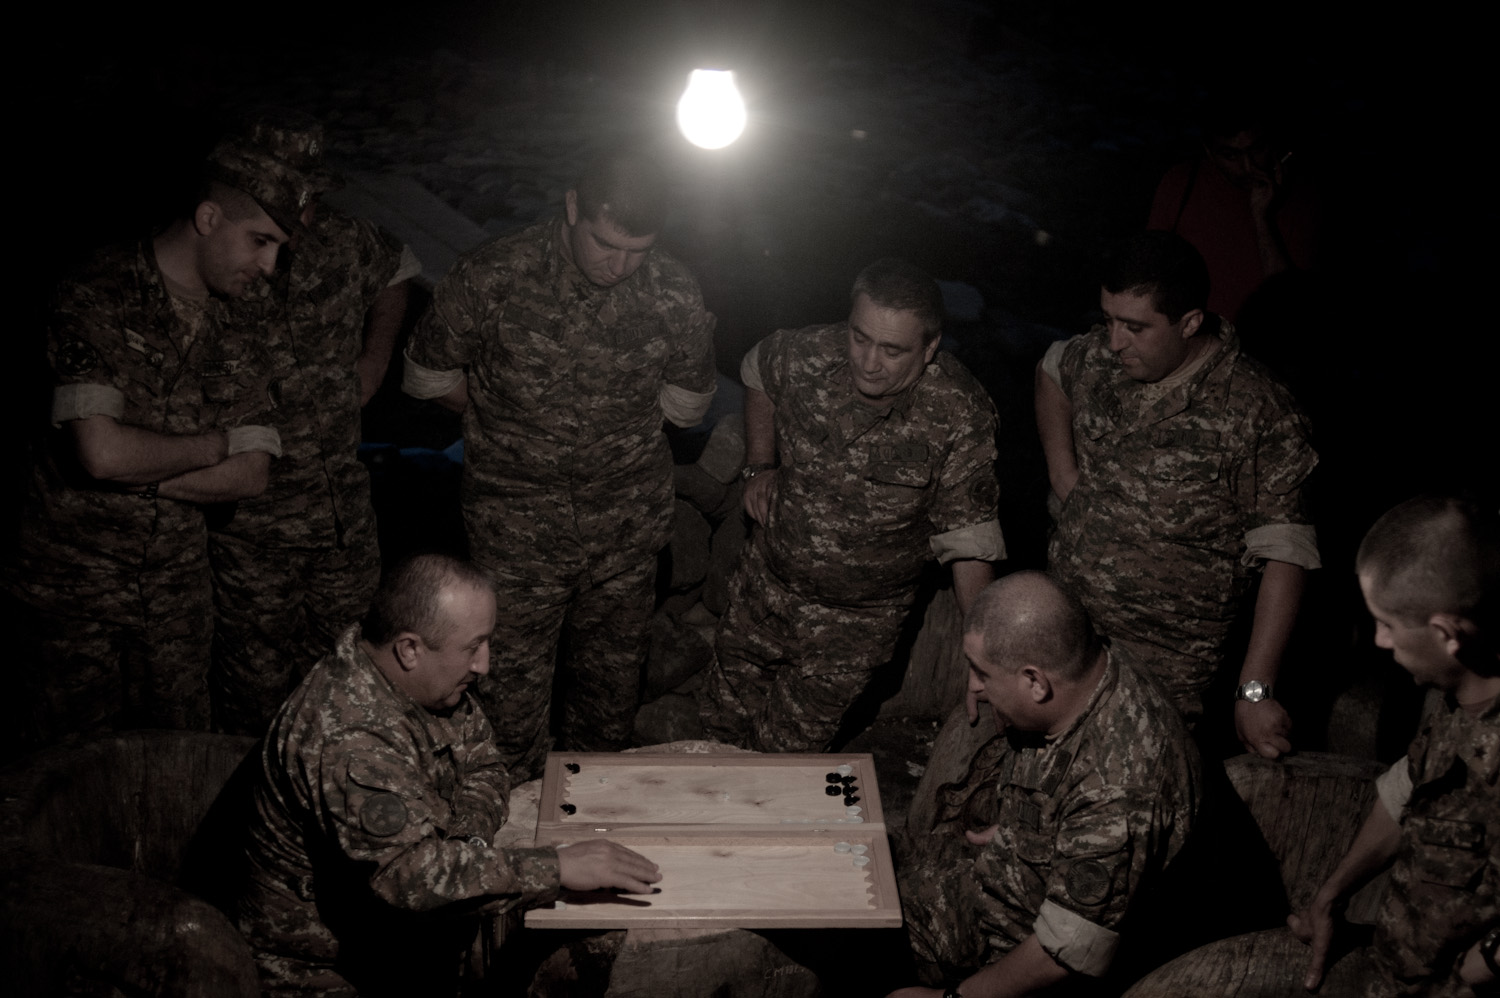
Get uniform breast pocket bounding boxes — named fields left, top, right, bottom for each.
left=865, top=461, right=932, bottom=520
left=1409, top=815, right=1489, bottom=891
left=1148, top=429, right=1223, bottom=484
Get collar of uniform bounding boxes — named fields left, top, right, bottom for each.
left=1096, top=318, right=1239, bottom=426
left=1045, top=650, right=1120, bottom=747
left=546, top=215, right=599, bottom=303
left=833, top=329, right=930, bottom=421
left=347, top=626, right=464, bottom=753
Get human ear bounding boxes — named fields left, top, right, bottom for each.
left=193, top=201, right=219, bottom=237
left=1429, top=612, right=1469, bottom=657
left=393, top=633, right=423, bottom=671
left=1179, top=309, right=1205, bottom=340
left=1021, top=665, right=1051, bottom=703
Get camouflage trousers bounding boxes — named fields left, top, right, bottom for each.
left=239, top=879, right=470, bottom=998
left=471, top=550, right=657, bottom=783
left=698, top=541, right=912, bottom=752
left=208, top=520, right=380, bottom=736
left=6, top=547, right=213, bottom=756
left=898, top=831, right=995, bottom=986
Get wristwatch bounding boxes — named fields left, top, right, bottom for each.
left=1235, top=679, right=1274, bottom=703
left=941, top=987, right=964, bottom=998
left=740, top=462, right=775, bottom=482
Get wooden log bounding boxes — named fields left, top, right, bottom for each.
left=0, top=731, right=261, bottom=998
left=1121, top=927, right=1378, bottom=997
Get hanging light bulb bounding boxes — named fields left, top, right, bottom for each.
left=676, top=69, right=746, bottom=150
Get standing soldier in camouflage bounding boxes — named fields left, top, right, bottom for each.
left=891, top=572, right=1200, bottom=998
left=696, top=259, right=1004, bottom=753
left=207, top=111, right=419, bottom=735
left=2, top=143, right=291, bottom=754
left=1035, top=231, right=1319, bottom=757
left=402, top=150, right=717, bottom=779
left=1291, top=496, right=1499, bottom=997
left=236, top=554, right=661, bottom=997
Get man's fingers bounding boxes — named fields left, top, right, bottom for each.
left=1287, top=911, right=1329, bottom=991
left=964, top=823, right=999, bottom=846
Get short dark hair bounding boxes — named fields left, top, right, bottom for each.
left=1357, top=495, right=1499, bottom=631
left=362, top=554, right=493, bottom=648
left=190, top=180, right=262, bottom=224
left=1101, top=231, right=1211, bottom=323
left=850, top=258, right=944, bottom=341
left=965, top=571, right=1101, bottom=682
left=573, top=149, right=669, bottom=237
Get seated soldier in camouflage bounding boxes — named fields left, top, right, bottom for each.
left=698, top=258, right=1005, bottom=752
left=1291, top=496, right=1499, bottom=997
left=1035, top=231, right=1320, bottom=758
left=236, top=554, right=660, bottom=998
left=891, top=572, right=1199, bottom=998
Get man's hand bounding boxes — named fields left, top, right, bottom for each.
left=557, top=839, right=662, bottom=894
left=1459, top=934, right=1497, bottom=987
left=1236, top=698, right=1293, bottom=759
left=885, top=988, right=943, bottom=998
left=742, top=468, right=778, bottom=526
left=1287, top=895, right=1337, bottom=992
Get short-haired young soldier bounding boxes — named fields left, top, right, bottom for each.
left=1291, top=496, right=1499, bottom=996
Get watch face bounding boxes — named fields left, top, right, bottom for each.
left=1240, top=681, right=1267, bottom=702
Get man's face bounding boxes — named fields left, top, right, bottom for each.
left=1101, top=288, right=1203, bottom=383
left=846, top=293, right=938, bottom=405
left=563, top=191, right=656, bottom=288
left=411, top=584, right=496, bottom=711
left=1205, top=129, right=1275, bottom=190
left=199, top=201, right=290, bottom=298
left=964, top=632, right=1032, bottom=734
left=1358, top=573, right=1463, bottom=690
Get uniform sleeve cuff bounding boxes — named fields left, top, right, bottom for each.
left=660, top=382, right=716, bottom=428
left=1035, top=899, right=1118, bottom=977
left=740, top=342, right=765, bottom=393
left=929, top=520, right=1007, bottom=564
left=51, top=383, right=124, bottom=427
left=1242, top=523, right=1321, bottom=570
left=403, top=353, right=465, bottom=399
left=1376, top=758, right=1412, bottom=823
left=227, top=425, right=283, bottom=458
left=1039, top=339, right=1067, bottom=387
left=390, top=244, right=423, bottom=286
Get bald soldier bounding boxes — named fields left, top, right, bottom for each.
left=1291, top=496, right=1499, bottom=997
left=893, top=572, right=1199, bottom=998
left=236, top=554, right=660, bottom=997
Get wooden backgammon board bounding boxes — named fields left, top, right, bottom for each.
left=524, top=752, right=902, bottom=929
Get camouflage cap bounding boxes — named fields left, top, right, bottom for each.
left=206, top=109, right=343, bottom=238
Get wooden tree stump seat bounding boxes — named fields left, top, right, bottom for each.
left=0, top=730, right=261, bottom=998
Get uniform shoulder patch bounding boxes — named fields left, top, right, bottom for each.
left=1065, top=859, right=1113, bottom=907
left=969, top=474, right=1000, bottom=510
left=56, top=338, right=101, bottom=378
left=360, top=792, right=409, bottom=837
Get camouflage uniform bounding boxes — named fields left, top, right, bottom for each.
left=208, top=207, right=407, bottom=734
left=4, top=240, right=280, bottom=748
left=404, top=218, right=716, bottom=776
left=699, top=324, right=1004, bottom=752
left=237, top=625, right=561, bottom=998
left=1044, top=324, right=1319, bottom=719
left=901, top=654, right=1200, bottom=984
left=1366, top=695, right=1500, bottom=997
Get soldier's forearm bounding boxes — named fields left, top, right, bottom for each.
left=70, top=414, right=227, bottom=485
left=157, top=451, right=270, bottom=503
left=743, top=386, right=777, bottom=465
left=1033, top=363, right=1078, bottom=499
left=1240, top=560, right=1306, bottom=686
left=958, top=934, right=1072, bottom=998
